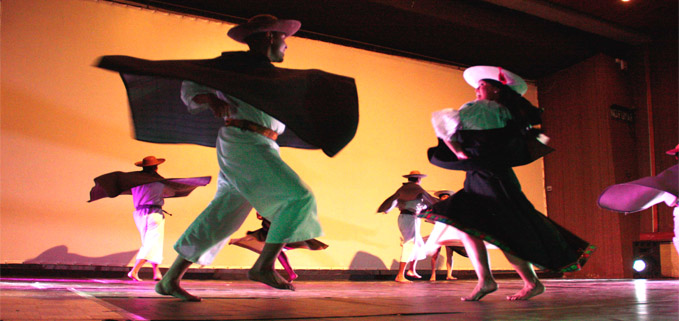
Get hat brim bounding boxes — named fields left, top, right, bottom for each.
left=135, top=158, right=165, bottom=167
left=228, top=19, right=301, bottom=44
left=403, top=174, right=427, bottom=178
left=434, top=190, right=455, bottom=197
left=463, top=65, right=527, bottom=95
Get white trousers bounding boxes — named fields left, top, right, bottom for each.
left=398, top=214, right=425, bottom=263
left=175, top=127, right=321, bottom=264
left=133, top=209, right=165, bottom=264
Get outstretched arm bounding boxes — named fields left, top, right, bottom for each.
left=377, top=193, right=399, bottom=213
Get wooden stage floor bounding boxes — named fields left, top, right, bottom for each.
left=1, top=277, right=678, bottom=320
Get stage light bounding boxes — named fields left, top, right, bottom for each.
left=632, top=259, right=646, bottom=272
left=633, top=241, right=661, bottom=278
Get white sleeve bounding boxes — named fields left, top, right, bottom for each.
left=431, top=108, right=461, bottom=141
left=180, top=80, right=219, bottom=114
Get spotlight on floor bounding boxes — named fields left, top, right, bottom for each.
left=633, top=241, right=661, bottom=278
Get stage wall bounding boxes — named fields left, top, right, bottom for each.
left=1, top=0, right=546, bottom=271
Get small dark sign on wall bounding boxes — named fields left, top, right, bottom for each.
left=610, top=104, right=635, bottom=123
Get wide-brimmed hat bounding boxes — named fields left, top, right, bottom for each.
left=228, top=14, right=301, bottom=44
left=666, top=144, right=679, bottom=156
left=434, top=190, right=455, bottom=198
left=463, top=65, right=528, bottom=95
left=403, top=170, right=427, bottom=178
left=135, top=156, right=165, bottom=167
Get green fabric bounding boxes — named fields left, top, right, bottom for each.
left=458, top=100, right=512, bottom=130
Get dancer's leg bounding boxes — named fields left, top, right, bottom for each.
left=248, top=243, right=294, bottom=290
left=459, top=233, right=497, bottom=301
left=155, top=256, right=201, bottom=301
left=151, top=263, right=162, bottom=281
left=406, top=260, right=422, bottom=279
left=127, top=259, right=146, bottom=281
left=445, top=246, right=456, bottom=280
left=277, top=251, right=298, bottom=282
left=504, top=252, right=544, bottom=300
left=430, top=247, right=441, bottom=281
left=395, top=262, right=411, bottom=283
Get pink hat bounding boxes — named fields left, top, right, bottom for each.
left=666, top=144, right=679, bottom=156
left=463, top=65, right=528, bottom=95
left=228, top=14, right=301, bottom=44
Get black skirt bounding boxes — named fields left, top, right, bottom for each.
left=421, top=167, right=594, bottom=272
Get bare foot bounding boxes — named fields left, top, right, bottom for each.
left=395, top=276, right=413, bottom=283
left=406, top=270, right=422, bottom=279
left=461, top=281, right=498, bottom=301
left=507, top=280, right=545, bottom=301
left=429, top=275, right=437, bottom=282
left=248, top=269, right=295, bottom=290
left=446, top=275, right=458, bottom=280
left=127, top=271, right=142, bottom=282
left=153, top=272, right=163, bottom=281
left=155, top=279, right=202, bottom=302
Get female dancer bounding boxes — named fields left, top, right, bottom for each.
left=424, top=66, right=594, bottom=301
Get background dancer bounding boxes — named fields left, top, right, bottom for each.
left=424, top=190, right=467, bottom=281
left=229, top=213, right=329, bottom=282
left=378, top=171, right=438, bottom=283
left=88, top=156, right=210, bottom=282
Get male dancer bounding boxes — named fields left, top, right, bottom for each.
left=96, top=15, right=358, bottom=301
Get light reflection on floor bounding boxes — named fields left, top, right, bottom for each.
left=1, top=277, right=678, bottom=320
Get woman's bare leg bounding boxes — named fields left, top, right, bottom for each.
left=503, top=252, right=544, bottom=300
left=277, top=251, right=298, bottom=282
left=406, top=260, right=422, bottom=279
left=430, top=247, right=441, bottom=281
left=445, top=247, right=456, bottom=280
left=459, top=234, right=497, bottom=301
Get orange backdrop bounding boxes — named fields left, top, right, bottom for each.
left=1, top=0, right=546, bottom=271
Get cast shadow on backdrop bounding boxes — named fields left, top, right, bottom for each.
left=348, top=251, right=389, bottom=280
left=24, top=245, right=138, bottom=266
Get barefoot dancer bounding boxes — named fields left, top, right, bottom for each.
left=88, top=156, right=211, bottom=282
left=424, top=190, right=468, bottom=281
left=424, top=66, right=594, bottom=301
left=96, top=15, right=358, bottom=301
left=229, top=213, right=329, bottom=282
left=378, top=171, right=438, bottom=283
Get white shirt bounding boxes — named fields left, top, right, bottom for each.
left=131, top=182, right=165, bottom=208
left=180, top=80, right=285, bottom=135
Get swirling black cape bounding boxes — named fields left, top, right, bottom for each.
left=88, top=171, right=211, bottom=202
left=96, top=51, right=359, bottom=157
left=428, top=126, right=554, bottom=171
